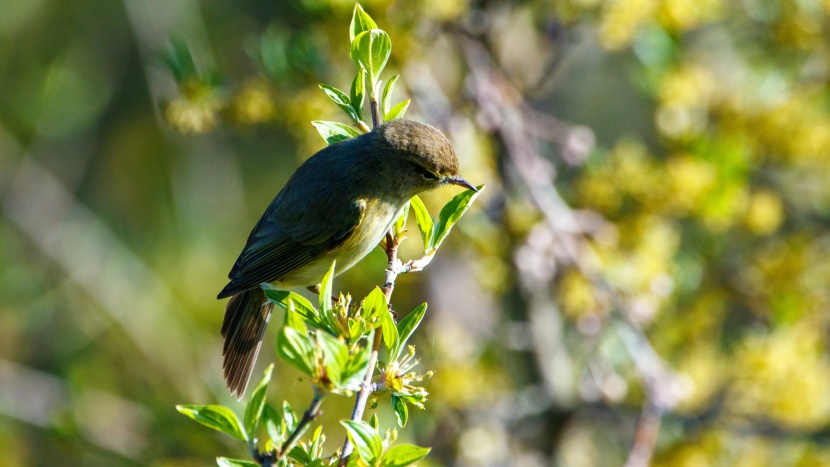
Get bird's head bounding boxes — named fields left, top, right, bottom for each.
left=376, top=119, right=477, bottom=195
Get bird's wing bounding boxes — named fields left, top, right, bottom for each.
left=217, top=194, right=365, bottom=298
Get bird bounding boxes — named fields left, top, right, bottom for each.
left=217, top=118, right=477, bottom=397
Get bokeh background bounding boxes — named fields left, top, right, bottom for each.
left=3, top=0, right=830, bottom=465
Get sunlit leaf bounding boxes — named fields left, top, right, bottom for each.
left=216, top=458, right=259, bottom=467
left=350, top=29, right=391, bottom=91
left=432, top=184, right=484, bottom=250
left=381, top=444, right=431, bottom=467
left=341, top=420, right=382, bottom=465
left=243, top=363, right=274, bottom=437
left=384, top=99, right=410, bottom=122
left=392, top=303, right=427, bottom=361
left=409, top=195, right=434, bottom=252
left=392, top=396, right=409, bottom=428
left=350, top=70, right=365, bottom=121
left=349, top=3, right=378, bottom=42
left=320, top=84, right=359, bottom=123
left=276, top=327, right=315, bottom=376
left=311, top=121, right=361, bottom=145
left=261, top=403, right=283, bottom=444
left=382, top=74, right=399, bottom=117
left=176, top=405, right=247, bottom=442
left=319, top=260, right=336, bottom=314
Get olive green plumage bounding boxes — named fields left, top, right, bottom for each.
left=218, top=119, right=475, bottom=397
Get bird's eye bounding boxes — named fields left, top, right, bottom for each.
left=420, top=169, right=439, bottom=180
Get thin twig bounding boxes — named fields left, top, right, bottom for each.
left=276, top=389, right=325, bottom=462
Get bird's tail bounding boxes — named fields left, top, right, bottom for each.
left=221, top=287, right=273, bottom=398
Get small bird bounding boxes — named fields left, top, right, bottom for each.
left=218, top=119, right=476, bottom=397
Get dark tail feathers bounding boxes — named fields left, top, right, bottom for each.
left=221, top=288, right=273, bottom=398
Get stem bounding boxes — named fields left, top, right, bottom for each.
left=370, top=98, right=380, bottom=128
left=338, top=230, right=399, bottom=466
left=276, top=389, right=324, bottom=461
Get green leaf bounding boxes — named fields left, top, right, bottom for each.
left=381, top=310, right=399, bottom=354
left=350, top=29, right=391, bottom=91
left=381, top=74, right=399, bottom=117
left=320, top=84, right=360, bottom=123
left=282, top=400, right=297, bottom=432
left=432, top=184, right=484, bottom=250
left=341, top=335, right=371, bottom=389
left=312, top=121, right=361, bottom=145
left=384, top=99, right=410, bottom=122
left=288, top=445, right=311, bottom=465
left=350, top=70, right=365, bottom=121
left=409, top=195, right=434, bottom=252
left=381, top=444, right=431, bottom=467
left=217, top=458, right=260, bottom=467
left=317, top=331, right=348, bottom=388
left=349, top=3, right=378, bottom=42
left=284, top=307, right=308, bottom=333
left=276, top=327, right=315, bottom=376
left=176, top=405, right=247, bottom=442
left=341, top=420, right=382, bottom=465
left=265, top=287, right=317, bottom=332
left=319, top=260, right=336, bottom=314
left=369, top=413, right=380, bottom=430
left=261, top=403, right=283, bottom=444
left=243, top=363, right=274, bottom=437
left=393, top=201, right=409, bottom=238
left=392, top=396, right=409, bottom=428
left=362, top=287, right=388, bottom=325
left=392, top=303, right=427, bottom=361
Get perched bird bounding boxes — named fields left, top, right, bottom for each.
left=218, top=118, right=476, bottom=397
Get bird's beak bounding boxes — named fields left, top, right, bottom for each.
left=447, top=176, right=479, bottom=192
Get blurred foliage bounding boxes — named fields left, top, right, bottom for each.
left=3, top=0, right=830, bottom=466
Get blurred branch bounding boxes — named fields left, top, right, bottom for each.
left=454, top=26, right=683, bottom=463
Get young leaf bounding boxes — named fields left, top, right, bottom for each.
left=393, top=201, right=409, bottom=238
left=217, top=458, right=260, bottom=467
left=261, top=403, right=283, bottom=444
left=350, top=70, right=365, bottom=120
left=341, top=335, right=371, bottom=389
left=311, top=121, right=361, bottom=145
left=381, top=74, right=399, bottom=116
left=319, top=84, right=360, bottom=123
left=381, top=444, right=431, bottom=467
left=316, top=331, right=349, bottom=388
left=369, top=413, right=380, bottom=430
left=409, top=195, right=434, bottom=252
left=392, top=303, right=427, bottom=361
left=384, top=99, right=410, bottom=122
left=288, top=446, right=311, bottom=465
left=341, top=420, right=382, bottom=465
left=243, top=363, right=274, bottom=437
left=276, top=327, right=315, bottom=376
left=350, top=29, right=391, bottom=91
left=392, top=395, right=409, bottom=428
left=282, top=400, right=297, bottom=431
left=432, top=184, right=484, bottom=250
left=381, top=310, right=399, bottom=354
left=284, top=307, right=308, bottom=334
left=349, top=3, right=378, bottom=42
left=362, top=287, right=388, bottom=325
left=176, top=405, right=248, bottom=442
left=319, top=260, right=336, bottom=314
left=264, top=288, right=317, bottom=323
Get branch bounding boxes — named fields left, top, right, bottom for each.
left=274, top=389, right=324, bottom=462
